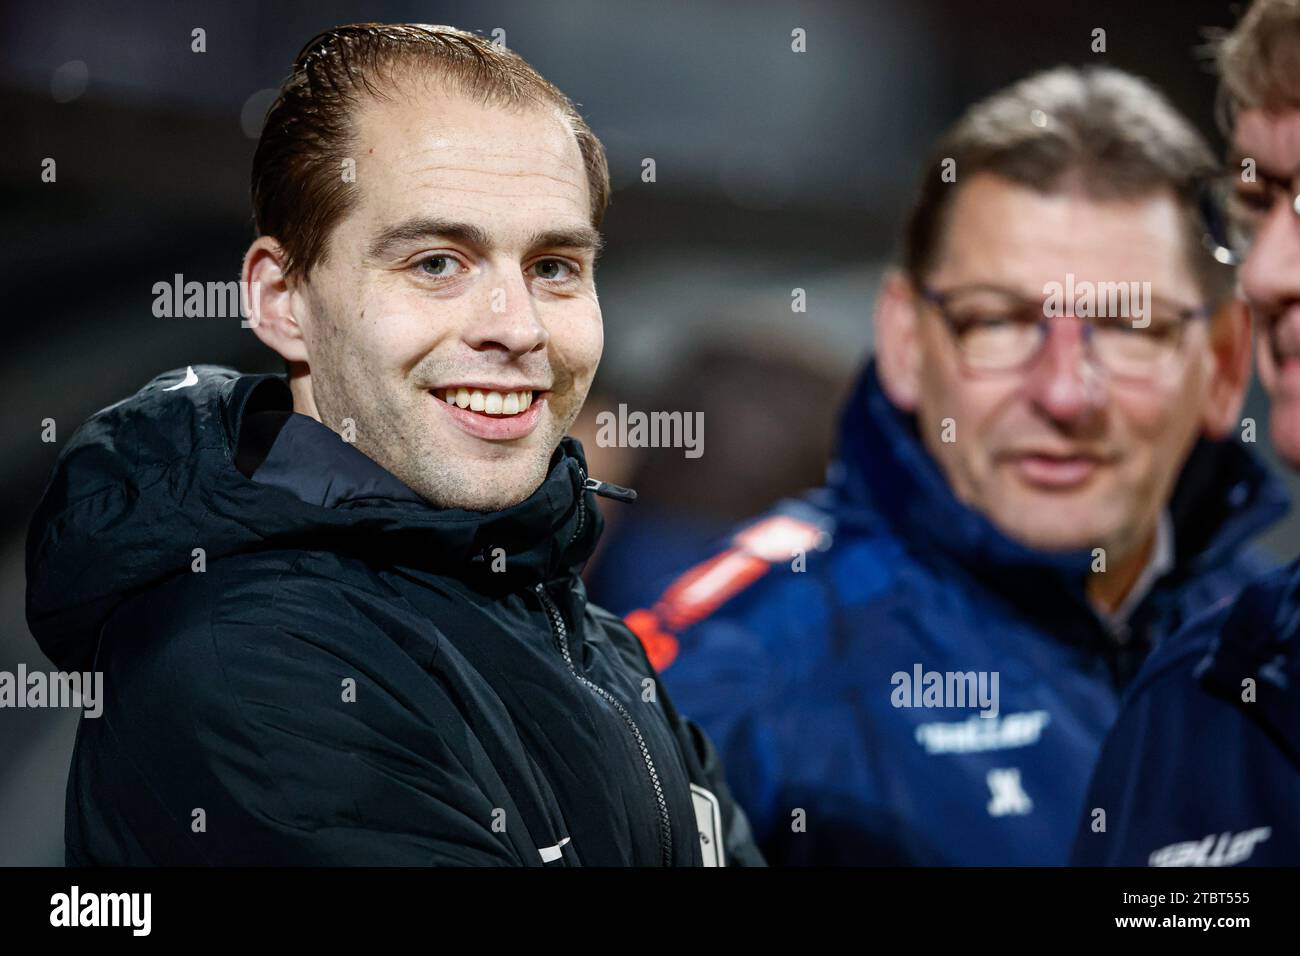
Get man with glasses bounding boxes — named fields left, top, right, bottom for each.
left=1074, top=0, right=1300, bottom=867
left=624, top=66, right=1288, bottom=865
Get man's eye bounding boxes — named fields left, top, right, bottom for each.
left=531, top=258, right=575, bottom=281
left=1095, top=315, right=1179, bottom=337
left=418, top=255, right=463, bottom=278
left=1140, top=320, right=1182, bottom=340
left=954, top=313, right=1023, bottom=331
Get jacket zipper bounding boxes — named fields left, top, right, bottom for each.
left=534, top=581, right=674, bottom=866
left=568, top=466, right=588, bottom=546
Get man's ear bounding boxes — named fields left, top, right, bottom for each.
left=1202, top=297, right=1253, bottom=440
left=242, top=237, right=309, bottom=363
left=874, top=269, right=924, bottom=412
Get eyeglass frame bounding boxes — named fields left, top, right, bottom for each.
left=915, top=283, right=1212, bottom=378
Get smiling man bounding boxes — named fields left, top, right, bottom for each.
left=1073, top=0, right=1300, bottom=867
left=25, top=23, right=761, bottom=866
left=625, top=66, right=1288, bottom=865
left=246, top=72, right=605, bottom=513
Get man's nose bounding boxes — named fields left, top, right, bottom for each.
left=464, top=267, right=549, bottom=356
left=1023, top=315, right=1104, bottom=422
left=1240, top=200, right=1300, bottom=315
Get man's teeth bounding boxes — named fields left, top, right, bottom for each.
left=439, top=388, right=535, bottom=415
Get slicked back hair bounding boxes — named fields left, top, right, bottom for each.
left=251, top=23, right=610, bottom=279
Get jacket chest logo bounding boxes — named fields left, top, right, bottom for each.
left=986, top=768, right=1033, bottom=817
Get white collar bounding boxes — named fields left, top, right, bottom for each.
left=1093, top=510, right=1175, bottom=640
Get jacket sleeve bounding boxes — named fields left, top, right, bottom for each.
left=79, top=599, right=530, bottom=866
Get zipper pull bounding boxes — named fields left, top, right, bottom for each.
left=584, top=476, right=637, bottom=503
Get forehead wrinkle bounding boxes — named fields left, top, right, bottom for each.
left=947, top=194, right=1190, bottom=286
left=405, top=137, right=580, bottom=163
left=407, top=164, right=587, bottom=195
left=1234, top=111, right=1300, bottom=174
left=393, top=129, right=584, bottom=171
left=355, top=108, right=589, bottom=202
left=396, top=134, right=583, bottom=171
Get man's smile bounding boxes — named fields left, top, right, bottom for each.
left=997, top=447, right=1119, bottom=490
left=430, top=385, right=552, bottom=440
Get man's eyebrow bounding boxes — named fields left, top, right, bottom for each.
left=366, top=218, right=493, bottom=259
left=526, top=226, right=604, bottom=256
left=366, top=218, right=604, bottom=259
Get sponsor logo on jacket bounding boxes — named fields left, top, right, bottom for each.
left=1149, top=827, right=1272, bottom=867
left=914, top=710, right=1050, bottom=754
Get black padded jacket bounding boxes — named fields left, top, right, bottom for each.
left=26, top=366, right=764, bottom=867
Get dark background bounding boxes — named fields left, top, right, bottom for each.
left=2, top=0, right=1291, bottom=865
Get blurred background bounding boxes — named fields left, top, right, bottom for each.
left=2, top=0, right=1289, bottom=864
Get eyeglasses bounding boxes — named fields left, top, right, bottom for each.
left=918, top=284, right=1210, bottom=379
left=1202, top=168, right=1300, bottom=266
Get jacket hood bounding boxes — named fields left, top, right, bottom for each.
left=27, top=365, right=604, bottom=671
left=827, top=361, right=1290, bottom=613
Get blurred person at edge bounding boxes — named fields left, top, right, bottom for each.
left=24, top=23, right=763, bottom=866
left=625, top=66, right=1289, bottom=865
left=1075, top=0, right=1300, bottom=867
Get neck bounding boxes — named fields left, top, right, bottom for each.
left=1085, top=526, right=1157, bottom=615
left=287, top=362, right=322, bottom=423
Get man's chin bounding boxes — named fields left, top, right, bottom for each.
left=405, top=454, right=555, bottom=512
left=984, top=496, right=1121, bottom=555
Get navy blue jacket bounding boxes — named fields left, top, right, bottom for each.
left=1072, top=560, right=1300, bottom=866
left=625, top=362, right=1288, bottom=865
